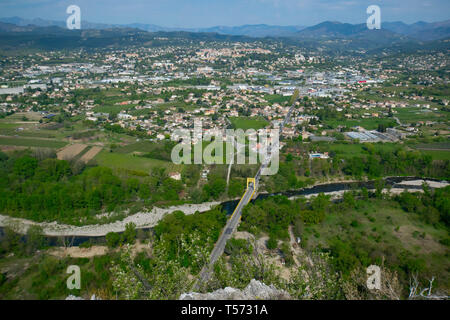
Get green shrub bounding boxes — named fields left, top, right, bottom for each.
left=267, top=236, right=277, bottom=250
left=79, top=241, right=92, bottom=249
left=106, top=232, right=121, bottom=248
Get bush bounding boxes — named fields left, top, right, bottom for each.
left=79, top=241, right=92, bottom=249
left=439, top=238, right=450, bottom=246
left=26, top=225, right=46, bottom=254
left=225, top=238, right=253, bottom=256
left=121, top=222, right=137, bottom=244
left=267, top=236, right=277, bottom=250
left=106, top=232, right=121, bottom=248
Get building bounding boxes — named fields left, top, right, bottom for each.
left=309, top=152, right=329, bottom=159
left=169, top=172, right=181, bottom=181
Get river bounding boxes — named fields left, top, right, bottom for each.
left=0, top=176, right=447, bottom=247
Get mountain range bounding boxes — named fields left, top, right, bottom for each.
left=1, top=16, right=449, bottom=40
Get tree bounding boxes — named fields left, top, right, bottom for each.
left=26, top=225, right=46, bottom=254
left=13, top=156, right=38, bottom=178
left=267, top=236, right=277, bottom=250
left=106, top=232, right=121, bottom=248
left=122, top=223, right=137, bottom=244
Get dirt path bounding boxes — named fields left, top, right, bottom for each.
left=49, top=245, right=109, bottom=258
left=48, top=241, right=151, bottom=258
left=288, top=226, right=301, bottom=267
left=288, top=226, right=314, bottom=267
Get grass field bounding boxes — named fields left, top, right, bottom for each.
left=114, top=140, right=161, bottom=154
left=229, top=116, right=269, bottom=131
left=93, top=105, right=135, bottom=114
left=411, top=142, right=450, bottom=160
left=0, top=136, right=67, bottom=149
left=263, top=94, right=291, bottom=104
left=95, top=150, right=180, bottom=174
left=0, top=122, right=60, bottom=138
left=317, top=142, right=398, bottom=158
left=323, top=118, right=396, bottom=130
left=418, top=150, right=450, bottom=161
left=395, top=107, right=447, bottom=123
left=413, top=142, right=450, bottom=150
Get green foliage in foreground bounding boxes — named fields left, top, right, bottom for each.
left=240, top=187, right=450, bottom=294
left=110, top=209, right=227, bottom=299
left=0, top=253, right=117, bottom=300
left=154, top=208, right=227, bottom=272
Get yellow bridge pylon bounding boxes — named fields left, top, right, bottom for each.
left=247, top=178, right=255, bottom=190
left=247, top=178, right=257, bottom=200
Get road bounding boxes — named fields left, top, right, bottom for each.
left=193, top=92, right=298, bottom=290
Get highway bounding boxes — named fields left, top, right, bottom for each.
left=193, top=91, right=298, bottom=290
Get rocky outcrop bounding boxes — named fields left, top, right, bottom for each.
left=180, top=279, right=291, bottom=300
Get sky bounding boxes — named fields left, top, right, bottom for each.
left=0, top=0, right=449, bottom=28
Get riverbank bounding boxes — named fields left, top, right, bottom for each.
left=287, top=179, right=449, bottom=200
left=0, top=201, right=220, bottom=237
left=0, top=177, right=447, bottom=238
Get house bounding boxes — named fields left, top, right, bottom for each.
left=309, top=152, right=329, bottom=159
left=169, top=172, right=181, bottom=181
left=117, top=113, right=133, bottom=120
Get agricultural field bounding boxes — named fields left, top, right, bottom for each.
left=56, top=143, right=87, bottom=160
left=0, top=136, right=67, bottom=149
left=411, top=141, right=450, bottom=160
left=80, top=146, right=103, bottom=163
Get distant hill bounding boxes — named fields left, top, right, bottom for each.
left=0, top=17, right=305, bottom=37
left=0, top=23, right=256, bottom=52
left=383, top=20, right=450, bottom=41
left=1, top=16, right=449, bottom=40
left=194, top=24, right=306, bottom=37
left=294, top=20, right=450, bottom=41
left=0, top=18, right=448, bottom=54
left=0, top=16, right=117, bottom=30
left=295, top=21, right=368, bottom=38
